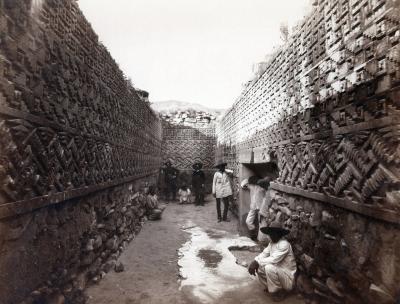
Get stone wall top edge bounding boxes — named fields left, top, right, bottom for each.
left=0, top=170, right=159, bottom=220
left=271, top=182, right=400, bottom=225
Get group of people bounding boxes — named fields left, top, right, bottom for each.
left=241, top=173, right=296, bottom=302
left=159, top=159, right=233, bottom=220
left=161, top=160, right=206, bottom=206
left=213, top=161, right=296, bottom=302
left=157, top=159, right=296, bottom=302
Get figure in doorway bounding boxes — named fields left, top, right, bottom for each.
left=257, top=177, right=274, bottom=243
left=212, top=160, right=233, bottom=222
left=241, top=175, right=266, bottom=241
left=192, top=162, right=205, bottom=206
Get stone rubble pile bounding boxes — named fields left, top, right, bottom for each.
left=16, top=183, right=152, bottom=304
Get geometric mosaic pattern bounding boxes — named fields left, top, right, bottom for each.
left=216, top=0, right=400, bottom=220
left=0, top=0, right=162, bottom=213
left=162, top=126, right=216, bottom=170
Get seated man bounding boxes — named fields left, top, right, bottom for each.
left=146, top=185, right=165, bottom=220
left=248, top=221, right=297, bottom=302
left=178, top=184, right=192, bottom=204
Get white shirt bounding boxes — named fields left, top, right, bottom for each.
left=212, top=169, right=233, bottom=198
left=259, top=190, right=271, bottom=217
left=255, top=239, right=297, bottom=276
left=240, top=179, right=265, bottom=210
left=178, top=188, right=191, bottom=201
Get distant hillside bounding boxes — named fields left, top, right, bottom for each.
left=151, top=100, right=225, bottom=116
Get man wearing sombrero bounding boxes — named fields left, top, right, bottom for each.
left=212, top=160, right=233, bottom=222
left=163, top=160, right=179, bottom=202
left=192, top=162, right=205, bottom=206
left=248, top=221, right=297, bottom=302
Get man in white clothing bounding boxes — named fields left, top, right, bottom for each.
left=248, top=221, right=297, bottom=302
left=257, top=177, right=273, bottom=243
left=241, top=176, right=266, bottom=240
left=212, top=160, right=233, bottom=222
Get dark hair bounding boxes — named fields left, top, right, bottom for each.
left=148, top=185, right=156, bottom=195
left=248, top=176, right=260, bottom=185
left=258, top=176, right=273, bottom=189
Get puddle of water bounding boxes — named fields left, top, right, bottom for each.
left=178, top=225, right=257, bottom=303
left=197, top=249, right=223, bottom=268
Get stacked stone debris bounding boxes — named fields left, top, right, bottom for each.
left=0, top=0, right=162, bottom=303
left=217, top=0, right=400, bottom=303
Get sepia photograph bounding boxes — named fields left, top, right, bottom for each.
left=0, top=0, right=399, bottom=303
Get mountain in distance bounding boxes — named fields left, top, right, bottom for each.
left=151, top=100, right=225, bottom=117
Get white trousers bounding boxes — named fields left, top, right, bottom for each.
left=257, top=216, right=269, bottom=243
left=257, top=264, right=294, bottom=293
left=246, top=209, right=258, bottom=230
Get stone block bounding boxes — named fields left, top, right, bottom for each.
left=102, top=260, right=116, bottom=273
left=115, top=261, right=125, bottom=273
left=326, top=277, right=344, bottom=298
left=296, top=274, right=314, bottom=295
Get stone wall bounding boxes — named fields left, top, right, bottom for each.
left=161, top=120, right=216, bottom=192
left=0, top=179, right=156, bottom=304
left=216, top=0, right=400, bottom=302
left=0, top=0, right=162, bottom=303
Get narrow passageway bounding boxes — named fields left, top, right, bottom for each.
left=86, top=195, right=304, bottom=304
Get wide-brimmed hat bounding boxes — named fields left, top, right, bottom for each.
left=248, top=176, right=260, bottom=185
left=192, top=162, right=203, bottom=169
left=214, top=160, right=227, bottom=168
left=257, top=176, right=273, bottom=190
left=260, top=221, right=290, bottom=236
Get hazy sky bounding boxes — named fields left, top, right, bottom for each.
left=78, top=0, right=310, bottom=109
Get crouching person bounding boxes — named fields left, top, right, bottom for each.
left=146, top=185, right=165, bottom=220
left=248, top=221, right=296, bottom=302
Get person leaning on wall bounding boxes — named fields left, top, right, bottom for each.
left=257, top=176, right=274, bottom=243
left=212, top=160, right=234, bottom=222
left=241, top=175, right=266, bottom=241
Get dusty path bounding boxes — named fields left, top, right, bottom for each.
left=86, top=196, right=304, bottom=304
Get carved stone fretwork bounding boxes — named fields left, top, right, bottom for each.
left=216, top=0, right=400, bottom=223
left=0, top=0, right=162, bottom=218
left=162, top=129, right=216, bottom=169
left=272, top=126, right=400, bottom=219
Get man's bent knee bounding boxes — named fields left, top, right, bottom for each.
left=264, top=263, right=278, bottom=275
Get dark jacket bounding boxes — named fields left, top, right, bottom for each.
left=164, top=166, right=179, bottom=185
left=192, top=170, right=205, bottom=189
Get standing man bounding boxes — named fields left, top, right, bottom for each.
left=240, top=176, right=266, bottom=241
left=163, top=160, right=179, bottom=202
left=257, top=176, right=274, bottom=243
left=212, top=160, right=233, bottom=222
left=248, top=221, right=297, bottom=302
left=192, top=162, right=206, bottom=206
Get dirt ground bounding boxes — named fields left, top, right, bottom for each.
left=86, top=196, right=304, bottom=304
